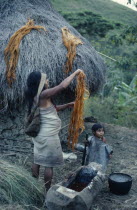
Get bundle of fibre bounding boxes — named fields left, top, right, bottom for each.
left=61, top=27, right=83, bottom=73
left=4, top=19, right=46, bottom=86
left=0, top=160, right=44, bottom=209
left=68, top=71, right=89, bottom=149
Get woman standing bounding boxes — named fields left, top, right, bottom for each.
left=25, top=69, right=82, bottom=192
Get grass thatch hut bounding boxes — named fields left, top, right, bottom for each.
left=0, top=0, right=106, bottom=154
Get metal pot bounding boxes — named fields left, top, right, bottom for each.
left=108, top=173, right=132, bottom=195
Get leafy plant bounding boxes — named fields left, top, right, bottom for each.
left=114, top=74, right=137, bottom=107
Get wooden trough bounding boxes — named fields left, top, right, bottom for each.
left=45, top=162, right=106, bottom=210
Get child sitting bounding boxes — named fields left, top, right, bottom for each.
left=85, top=123, right=113, bottom=171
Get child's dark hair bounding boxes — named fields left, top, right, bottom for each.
left=92, top=123, right=105, bottom=133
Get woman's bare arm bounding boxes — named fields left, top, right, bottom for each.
left=56, top=102, right=74, bottom=111
left=40, top=69, right=82, bottom=99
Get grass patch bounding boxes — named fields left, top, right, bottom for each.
left=84, top=96, right=137, bottom=128
left=0, top=160, right=44, bottom=209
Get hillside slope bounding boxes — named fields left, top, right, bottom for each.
left=51, top=0, right=137, bottom=25
left=51, top=0, right=137, bottom=129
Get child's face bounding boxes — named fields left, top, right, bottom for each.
left=94, top=128, right=104, bottom=139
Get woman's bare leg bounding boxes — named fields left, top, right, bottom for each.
left=44, top=167, right=53, bottom=192
left=32, top=163, right=40, bottom=178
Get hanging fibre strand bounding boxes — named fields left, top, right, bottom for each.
left=68, top=71, right=89, bottom=150
left=61, top=27, right=83, bottom=73
left=4, top=19, right=46, bottom=86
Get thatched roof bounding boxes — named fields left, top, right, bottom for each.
left=0, top=0, right=106, bottom=110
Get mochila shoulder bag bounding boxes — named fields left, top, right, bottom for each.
left=25, top=73, right=47, bottom=137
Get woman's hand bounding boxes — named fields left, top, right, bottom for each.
left=55, top=102, right=75, bottom=111
left=68, top=102, right=75, bottom=108
left=75, top=69, right=83, bottom=76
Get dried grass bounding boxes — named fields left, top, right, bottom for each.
left=0, top=160, right=44, bottom=209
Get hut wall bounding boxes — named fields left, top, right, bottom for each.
left=0, top=91, right=74, bottom=155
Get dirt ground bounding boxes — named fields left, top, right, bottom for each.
left=52, top=122, right=137, bottom=210
left=1, top=122, right=137, bottom=210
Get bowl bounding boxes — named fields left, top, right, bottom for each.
left=108, top=173, right=132, bottom=195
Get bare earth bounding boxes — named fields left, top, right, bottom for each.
left=52, top=122, right=137, bottom=210
left=1, top=122, right=137, bottom=210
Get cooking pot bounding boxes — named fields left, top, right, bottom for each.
left=108, top=173, right=132, bottom=195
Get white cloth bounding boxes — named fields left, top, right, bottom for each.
left=33, top=105, right=64, bottom=167
left=62, top=152, right=77, bottom=161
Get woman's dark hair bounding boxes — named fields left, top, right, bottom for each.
left=25, top=71, right=42, bottom=114
left=92, top=123, right=105, bottom=133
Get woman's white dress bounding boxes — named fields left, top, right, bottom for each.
left=33, top=105, right=64, bottom=167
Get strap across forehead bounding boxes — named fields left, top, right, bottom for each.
left=37, top=73, right=47, bottom=97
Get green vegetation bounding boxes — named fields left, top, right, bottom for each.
left=51, top=0, right=137, bottom=25
left=61, top=11, right=114, bottom=38
left=51, top=0, right=137, bottom=128
left=84, top=74, right=137, bottom=128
